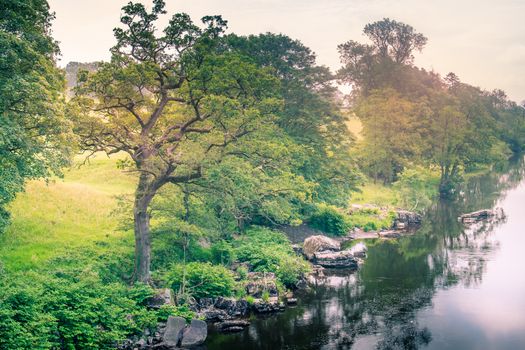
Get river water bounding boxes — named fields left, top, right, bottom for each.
left=206, top=156, right=525, bottom=350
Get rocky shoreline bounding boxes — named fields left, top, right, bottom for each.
left=124, top=209, right=424, bottom=349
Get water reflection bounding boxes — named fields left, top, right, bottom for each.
left=206, top=156, right=525, bottom=350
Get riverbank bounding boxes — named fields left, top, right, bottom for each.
left=206, top=157, right=525, bottom=349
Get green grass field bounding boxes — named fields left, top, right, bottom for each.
left=350, top=182, right=398, bottom=207
left=0, top=154, right=135, bottom=271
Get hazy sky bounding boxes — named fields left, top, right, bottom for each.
left=48, top=0, right=525, bottom=102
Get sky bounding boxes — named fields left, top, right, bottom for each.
left=48, top=0, right=525, bottom=103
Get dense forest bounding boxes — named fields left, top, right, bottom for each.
left=1, top=0, right=524, bottom=349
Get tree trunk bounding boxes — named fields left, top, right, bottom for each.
left=133, top=174, right=156, bottom=283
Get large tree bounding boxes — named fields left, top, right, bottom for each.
left=0, top=0, right=71, bottom=232
left=224, top=33, right=359, bottom=206
left=71, top=1, right=282, bottom=282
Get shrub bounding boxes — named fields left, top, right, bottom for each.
left=168, top=262, right=235, bottom=299
left=363, top=221, right=378, bottom=232
left=234, top=227, right=310, bottom=288
left=309, top=203, right=351, bottom=236
left=0, top=270, right=157, bottom=350
left=156, top=304, right=195, bottom=322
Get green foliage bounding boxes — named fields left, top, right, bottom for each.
left=393, top=166, right=439, bottom=211
left=224, top=33, right=360, bottom=207
left=0, top=270, right=157, bottom=350
left=233, top=227, right=310, bottom=287
left=348, top=208, right=396, bottom=232
left=309, top=203, right=352, bottom=236
left=167, top=262, right=235, bottom=299
left=210, top=240, right=236, bottom=266
left=156, top=305, right=195, bottom=323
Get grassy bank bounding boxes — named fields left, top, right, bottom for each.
left=0, top=155, right=134, bottom=271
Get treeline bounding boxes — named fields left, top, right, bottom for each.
left=338, top=18, right=525, bottom=196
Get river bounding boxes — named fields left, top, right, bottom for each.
left=206, top=156, right=525, bottom=350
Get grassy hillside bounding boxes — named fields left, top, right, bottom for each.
left=0, top=154, right=135, bottom=271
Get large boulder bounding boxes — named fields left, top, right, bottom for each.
left=303, top=235, right=340, bottom=260
left=394, top=210, right=422, bottom=228
left=162, top=316, right=186, bottom=347
left=245, top=272, right=278, bottom=298
left=313, top=250, right=358, bottom=269
left=180, top=319, right=207, bottom=347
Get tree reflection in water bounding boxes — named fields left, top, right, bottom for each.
left=206, top=156, right=525, bottom=350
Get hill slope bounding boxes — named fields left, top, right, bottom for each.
left=0, top=155, right=135, bottom=271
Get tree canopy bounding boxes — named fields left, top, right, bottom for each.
left=0, top=0, right=71, bottom=232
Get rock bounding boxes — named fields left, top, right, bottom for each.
left=287, top=298, right=297, bottom=305
left=349, top=204, right=364, bottom=213
left=395, top=222, right=406, bottom=230
left=195, top=297, right=249, bottom=322
left=180, top=319, right=207, bottom=347
left=295, top=278, right=308, bottom=290
left=291, top=244, right=303, bottom=255
left=313, top=250, right=358, bottom=269
left=214, top=297, right=249, bottom=317
left=216, top=320, right=250, bottom=332
left=349, top=228, right=379, bottom=239
left=347, top=242, right=367, bottom=258
left=459, top=208, right=504, bottom=223
left=311, top=265, right=325, bottom=277
left=147, top=288, right=174, bottom=309
left=200, top=309, right=228, bottom=322
left=197, top=298, right=215, bottom=309
left=252, top=297, right=283, bottom=313
left=162, top=316, right=186, bottom=347
left=379, top=230, right=401, bottom=239
left=245, top=272, right=278, bottom=298
left=303, top=235, right=340, bottom=260
left=394, top=210, right=422, bottom=228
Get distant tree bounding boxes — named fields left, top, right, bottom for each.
left=363, top=18, right=427, bottom=64
left=338, top=18, right=428, bottom=96
left=0, top=0, right=71, bottom=232
left=70, top=0, right=283, bottom=282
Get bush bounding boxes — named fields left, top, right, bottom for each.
left=309, top=203, right=351, bottom=236
left=156, top=304, right=195, bottom=322
left=234, top=227, right=310, bottom=288
left=363, top=221, right=378, bottom=232
left=167, top=262, right=235, bottom=299
left=0, top=270, right=157, bottom=350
